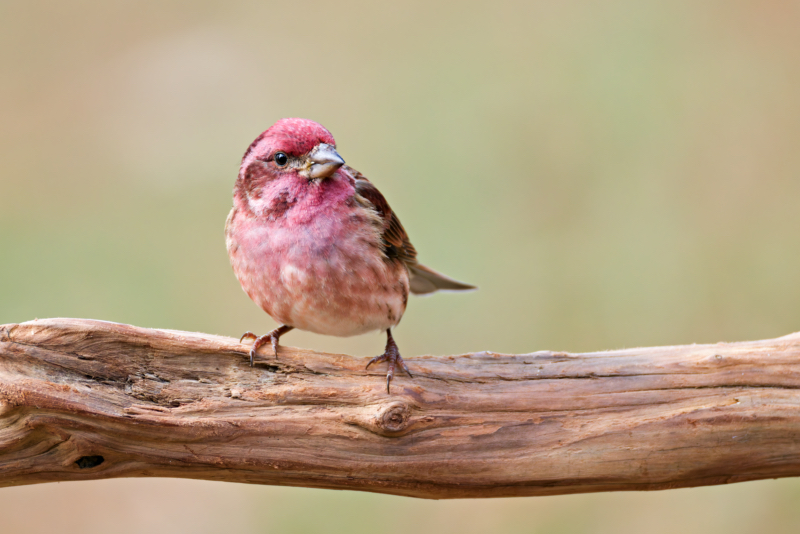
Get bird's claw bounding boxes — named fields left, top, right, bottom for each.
left=238, top=325, right=294, bottom=366
left=245, top=333, right=277, bottom=366
left=366, top=333, right=412, bottom=394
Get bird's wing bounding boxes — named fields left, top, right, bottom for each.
left=348, top=166, right=476, bottom=295
left=349, top=166, right=418, bottom=265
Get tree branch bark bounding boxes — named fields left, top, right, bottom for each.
left=1, top=318, right=800, bottom=498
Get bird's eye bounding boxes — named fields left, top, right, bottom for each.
left=274, top=152, right=289, bottom=167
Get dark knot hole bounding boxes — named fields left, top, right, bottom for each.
left=75, top=455, right=105, bottom=469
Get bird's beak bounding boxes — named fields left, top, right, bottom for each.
left=308, top=143, right=345, bottom=179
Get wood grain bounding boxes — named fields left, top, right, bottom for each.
left=1, top=318, right=800, bottom=498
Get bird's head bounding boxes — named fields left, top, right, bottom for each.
left=235, top=119, right=345, bottom=210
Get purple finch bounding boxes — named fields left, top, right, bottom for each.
left=225, top=118, right=475, bottom=392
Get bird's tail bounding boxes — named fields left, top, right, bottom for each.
left=408, top=263, right=477, bottom=295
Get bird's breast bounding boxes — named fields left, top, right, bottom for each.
left=226, top=201, right=409, bottom=337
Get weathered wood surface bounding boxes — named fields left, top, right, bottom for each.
left=1, top=318, right=800, bottom=498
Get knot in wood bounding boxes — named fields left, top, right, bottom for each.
left=377, top=402, right=411, bottom=433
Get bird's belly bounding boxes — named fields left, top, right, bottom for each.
left=230, top=217, right=409, bottom=337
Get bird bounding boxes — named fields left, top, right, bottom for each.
left=225, top=118, right=475, bottom=392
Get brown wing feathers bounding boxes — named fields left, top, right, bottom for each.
left=349, top=167, right=417, bottom=263
left=348, top=166, right=476, bottom=295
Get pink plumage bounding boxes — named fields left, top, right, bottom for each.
left=226, top=118, right=475, bottom=392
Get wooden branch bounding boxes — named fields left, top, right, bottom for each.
left=1, top=318, right=800, bottom=498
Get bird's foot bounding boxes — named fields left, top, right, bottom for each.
left=366, top=329, right=412, bottom=393
left=239, top=325, right=294, bottom=366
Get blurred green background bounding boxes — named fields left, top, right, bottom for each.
left=2, top=0, right=800, bottom=532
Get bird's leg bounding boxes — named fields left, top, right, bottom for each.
left=366, top=329, right=412, bottom=393
left=239, top=325, right=294, bottom=366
